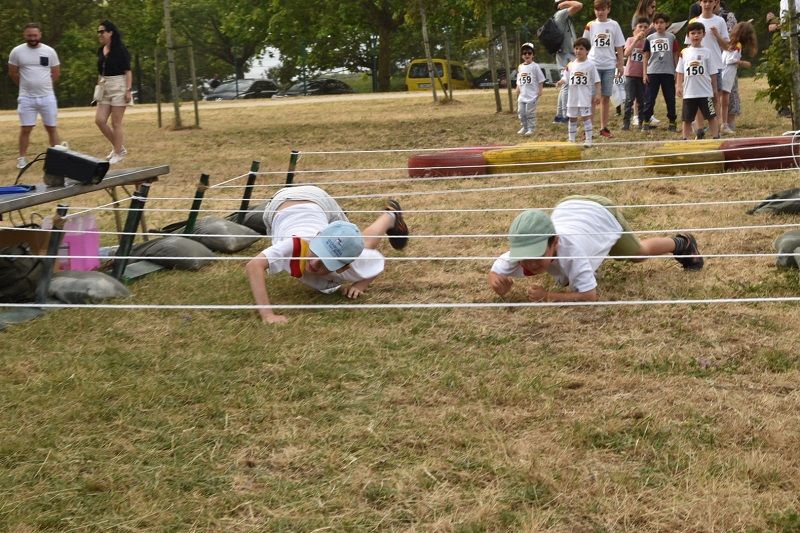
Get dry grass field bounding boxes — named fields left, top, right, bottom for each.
left=2, top=79, right=800, bottom=531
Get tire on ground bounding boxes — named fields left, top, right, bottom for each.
left=482, top=142, right=582, bottom=175
left=645, top=140, right=724, bottom=174
left=721, top=136, right=798, bottom=171
left=407, top=149, right=489, bottom=178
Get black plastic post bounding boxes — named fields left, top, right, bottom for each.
left=35, top=204, right=68, bottom=304
left=286, top=150, right=299, bottom=185
left=184, top=173, right=209, bottom=234
left=112, top=183, right=150, bottom=280
left=235, top=161, right=260, bottom=225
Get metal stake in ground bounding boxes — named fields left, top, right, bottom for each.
left=285, top=150, right=299, bottom=185
left=184, top=174, right=209, bottom=234
left=236, top=161, right=261, bottom=225
left=112, top=183, right=151, bottom=280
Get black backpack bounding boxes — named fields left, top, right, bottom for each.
left=537, top=16, right=568, bottom=55
left=0, top=243, right=43, bottom=303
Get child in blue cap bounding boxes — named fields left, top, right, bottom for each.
left=488, top=195, right=703, bottom=302
left=246, top=185, right=408, bottom=324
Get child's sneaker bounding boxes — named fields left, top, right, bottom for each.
left=632, top=116, right=640, bottom=127
left=695, top=128, right=706, bottom=140
left=650, top=116, right=661, bottom=126
left=517, top=127, right=526, bottom=135
left=621, top=120, right=631, bottom=131
left=524, top=130, right=533, bottom=136
left=668, top=122, right=677, bottom=132
left=673, top=233, right=704, bottom=270
left=16, top=156, right=28, bottom=169
left=599, top=127, right=613, bottom=138
left=384, top=199, right=409, bottom=250
left=721, top=124, right=734, bottom=135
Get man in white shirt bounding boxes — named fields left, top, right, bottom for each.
left=7, top=23, right=62, bottom=169
left=768, top=0, right=800, bottom=35
left=488, top=196, right=703, bottom=302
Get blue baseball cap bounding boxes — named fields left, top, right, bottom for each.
left=308, top=221, right=364, bottom=271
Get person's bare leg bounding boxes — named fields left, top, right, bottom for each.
left=19, top=126, right=33, bottom=156
left=708, top=116, right=720, bottom=138
left=631, top=237, right=676, bottom=262
left=362, top=212, right=394, bottom=249
left=601, top=96, right=610, bottom=129
left=110, top=106, right=126, bottom=153
left=95, top=104, right=114, bottom=144
left=44, top=125, right=60, bottom=146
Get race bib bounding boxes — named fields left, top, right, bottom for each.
left=651, top=39, right=670, bottom=53
left=594, top=34, right=611, bottom=48
left=570, top=73, right=589, bottom=85
left=519, top=73, right=533, bottom=85
left=631, top=49, right=643, bottom=62
left=685, top=62, right=705, bottom=76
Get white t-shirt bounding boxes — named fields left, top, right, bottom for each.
left=676, top=46, right=722, bottom=98
left=583, top=19, right=626, bottom=70
left=8, top=43, right=59, bottom=97
left=490, top=200, right=623, bottom=293
left=516, top=61, right=545, bottom=103
left=565, top=59, right=599, bottom=108
left=684, top=15, right=729, bottom=64
left=719, top=44, right=741, bottom=93
left=262, top=203, right=384, bottom=293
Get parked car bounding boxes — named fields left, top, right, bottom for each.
left=405, top=59, right=473, bottom=91
left=473, top=68, right=517, bottom=89
left=275, top=78, right=355, bottom=96
left=203, top=79, right=278, bottom=100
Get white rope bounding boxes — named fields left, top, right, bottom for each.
left=205, top=172, right=250, bottom=189
left=294, top=134, right=799, bottom=155
left=47, top=196, right=800, bottom=214
left=66, top=195, right=135, bottom=219
left=139, top=166, right=795, bottom=203
left=5, top=296, right=800, bottom=310
left=4, top=219, right=800, bottom=240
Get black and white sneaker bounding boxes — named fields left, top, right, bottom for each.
left=673, top=233, right=704, bottom=270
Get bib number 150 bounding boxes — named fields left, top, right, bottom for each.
left=685, top=64, right=705, bottom=76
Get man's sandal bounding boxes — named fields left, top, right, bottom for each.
left=385, top=199, right=409, bottom=250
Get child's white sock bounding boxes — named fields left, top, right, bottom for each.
left=568, top=120, right=577, bottom=142
left=583, top=119, right=593, bottom=143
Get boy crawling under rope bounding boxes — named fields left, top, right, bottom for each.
left=246, top=185, right=408, bottom=324
left=488, top=195, right=703, bottom=302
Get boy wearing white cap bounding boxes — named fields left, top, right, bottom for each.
left=246, top=185, right=408, bottom=324
left=516, top=42, right=546, bottom=135
left=488, top=196, right=703, bottom=302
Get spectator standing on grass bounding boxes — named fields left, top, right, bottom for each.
left=94, top=20, right=132, bottom=165
left=552, top=0, right=585, bottom=124
left=768, top=0, right=800, bottom=34
left=719, top=21, right=757, bottom=134
left=583, top=0, right=625, bottom=138
left=621, top=17, right=649, bottom=131
left=641, top=12, right=679, bottom=132
left=685, top=0, right=729, bottom=139
left=631, top=0, right=657, bottom=30
left=677, top=21, right=722, bottom=140
left=516, top=42, right=546, bottom=136
left=487, top=196, right=703, bottom=302
left=245, top=186, right=409, bottom=324
left=558, top=38, right=600, bottom=147
left=7, top=22, right=62, bottom=169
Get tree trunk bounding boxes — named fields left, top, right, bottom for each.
left=377, top=24, right=392, bottom=91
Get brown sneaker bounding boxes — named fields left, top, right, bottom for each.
left=385, top=199, right=409, bottom=250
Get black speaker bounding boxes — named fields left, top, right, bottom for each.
left=43, top=147, right=110, bottom=186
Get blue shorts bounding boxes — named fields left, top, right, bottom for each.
left=597, top=69, right=616, bottom=97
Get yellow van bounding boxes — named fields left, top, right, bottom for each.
left=405, top=59, right=473, bottom=91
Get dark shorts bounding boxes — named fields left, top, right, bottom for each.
left=682, top=97, right=716, bottom=122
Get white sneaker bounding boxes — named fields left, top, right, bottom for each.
left=650, top=116, right=661, bottom=125
left=107, top=146, right=127, bottom=160
left=524, top=130, right=533, bottom=136
left=108, top=152, right=125, bottom=165
left=517, top=127, right=526, bottom=135
left=632, top=116, right=640, bottom=127
left=721, top=124, right=734, bottom=135
left=16, top=156, right=28, bottom=169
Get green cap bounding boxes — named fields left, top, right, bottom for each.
left=509, top=209, right=555, bottom=259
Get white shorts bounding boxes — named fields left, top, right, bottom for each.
left=566, top=106, right=592, bottom=118
left=17, top=94, right=58, bottom=127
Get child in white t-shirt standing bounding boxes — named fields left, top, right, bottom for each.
left=676, top=21, right=722, bottom=140
left=719, top=21, right=757, bottom=134
left=515, top=42, right=546, bottom=136
left=582, top=0, right=625, bottom=138
left=684, top=0, right=729, bottom=138
left=557, top=38, right=600, bottom=147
